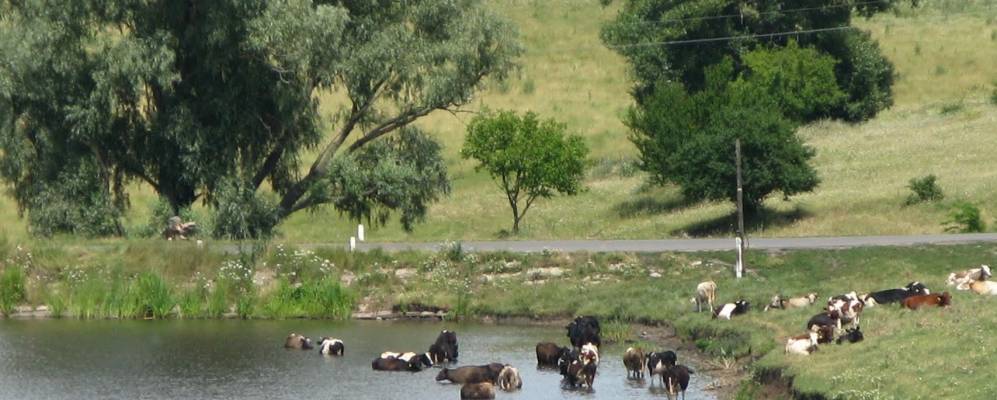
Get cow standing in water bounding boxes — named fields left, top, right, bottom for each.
left=428, top=330, right=458, bottom=363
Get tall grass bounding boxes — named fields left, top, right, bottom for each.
left=259, top=278, right=354, bottom=319
left=128, top=272, right=174, bottom=319
left=0, top=267, right=26, bottom=316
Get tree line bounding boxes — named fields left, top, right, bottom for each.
left=0, top=0, right=908, bottom=238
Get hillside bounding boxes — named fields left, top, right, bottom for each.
left=1, top=1, right=995, bottom=242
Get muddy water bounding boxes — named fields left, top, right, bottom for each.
left=0, top=319, right=716, bottom=399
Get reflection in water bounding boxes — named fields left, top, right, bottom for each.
left=0, top=320, right=715, bottom=400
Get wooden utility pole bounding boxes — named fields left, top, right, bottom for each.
left=735, top=138, right=745, bottom=278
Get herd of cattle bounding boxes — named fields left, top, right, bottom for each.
left=278, top=263, right=993, bottom=398
left=281, top=316, right=695, bottom=399
left=692, top=264, right=993, bottom=356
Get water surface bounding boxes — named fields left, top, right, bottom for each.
left=0, top=319, right=715, bottom=399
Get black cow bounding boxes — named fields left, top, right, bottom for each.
left=836, top=326, right=864, bottom=345
left=862, top=281, right=930, bottom=307
left=646, top=351, right=677, bottom=385
left=317, top=337, right=344, bottom=356
left=428, top=330, right=458, bottom=363
left=371, top=356, right=424, bottom=372
left=566, top=316, right=601, bottom=348
left=806, top=310, right=841, bottom=333
left=663, top=364, right=695, bottom=399
left=536, top=342, right=569, bottom=367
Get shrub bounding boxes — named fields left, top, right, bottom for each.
left=990, top=87, right=997, bottom=105
left=943, top=201, right=986, bottom=233
left=904, top=175, right=944, bottom=205
left=939, top=101, right=964, bottom=115
left=0, top=267, right=27, bottom=316
left=210, top=179, right=280, bottom=240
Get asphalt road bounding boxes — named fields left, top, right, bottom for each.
left=349, top=233, right=997, bottom=253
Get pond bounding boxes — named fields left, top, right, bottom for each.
left=0, top=319, right=716, bottom=399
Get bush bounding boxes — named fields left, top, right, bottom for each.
left=210, top=179, right=280, bottom=240
left=0, top=267, right=27, bottom=316
left=128, top=272, right=174, bottom=319
left=990, top=87, right=997, bottom=105
left=943, top=201, right=986, bottom=233
left=904, top=175, right=944, bottom=205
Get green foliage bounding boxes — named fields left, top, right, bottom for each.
left=905, top=175, right=944, bottom=205
left=601, top=0, right=899, bottom=122
left=0, top=0, right=520, bottom=238
left=259, top=278, right=354, bottom=319
left=22, top=161, right=124, bottom=237
left=601, top=320, right=633, bottom=344
left=943, top=201, right=986, bottom=233
left=741, top=42, right=846, bottom=122
left=322, top=127, right=451, bottom=231
left=210, top=179, right=280, bottom=240
left=462, top=111, right=589, bottom=233
left=0, top=267, right=26, bottom=316
left=128, top=272, right=174, bottom=319
left=990, top=87, right=997, bottom=105
left=627, top=61, right=819, bottom=212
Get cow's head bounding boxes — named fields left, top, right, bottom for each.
left=906, top=281, right=930, bottom=295
left=766, top=295, right=783, bottom=310
left=982, top=265, right=993, bottom=280
left=939, top=291, right=952, bottom=307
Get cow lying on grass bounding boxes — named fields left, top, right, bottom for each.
left=903, top=292, right=952, bottom=310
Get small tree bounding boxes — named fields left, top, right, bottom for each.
left=626, top=61, right=819, bottom=213
left=462, top=111, right=588, bottom=234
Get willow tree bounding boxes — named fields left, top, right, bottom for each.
left=0, top=0, right=520, bottom=237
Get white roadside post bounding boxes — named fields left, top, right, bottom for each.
left=349, top=236, right=357, bottom=252
left=735, top=237, right=744, bottom=279
left=357, top=224, right=365, bottom=242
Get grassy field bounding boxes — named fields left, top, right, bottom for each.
left=1, top=1, right=996, bottom=243
left=3, top=237, right=997, bottom=398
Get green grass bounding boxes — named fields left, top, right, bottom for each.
left=0, top=1, right=993, bottom=243
left=0, top=266, right=26, bottom=316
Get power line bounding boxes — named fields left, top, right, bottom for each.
left=606, top=26, right=856, bottom=48
left=615, top=0, right=892, bottom=26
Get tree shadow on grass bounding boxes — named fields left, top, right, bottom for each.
left=613, top=192, right=698, bottom=218
left=676, top=205, right=813, bottom=238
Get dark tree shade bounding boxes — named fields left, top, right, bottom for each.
left=601, top=0, right=902, bottom=122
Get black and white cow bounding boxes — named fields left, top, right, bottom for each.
left=861, top=281, right=930, bottom=307
left=371, top=355, right=425, bottom=372
left=380, top=351, right=433, bottom=367
left=713, top=300, right=749, bottom=320
left=646, top=350, right=677, bottom=385
left=318, top=337, right=344, bottom=356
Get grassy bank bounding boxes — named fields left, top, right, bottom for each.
left=2, top=239, right=997, bottom=398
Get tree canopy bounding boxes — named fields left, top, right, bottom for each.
left=601, top=0, right=901, bottom=122
left=462, top=111, right=588, bottom=234
left=626, top=61, right=820, bottom=211
left=0, top=0, right=520, bottom=237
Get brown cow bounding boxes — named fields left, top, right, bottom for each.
left=623, top=347, right=646, bottom=379
left=902, top=292, right=952, bottom=310
left=435, top=364, right=504, bottom=384
left=460, top=382, right=496, bottom=400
